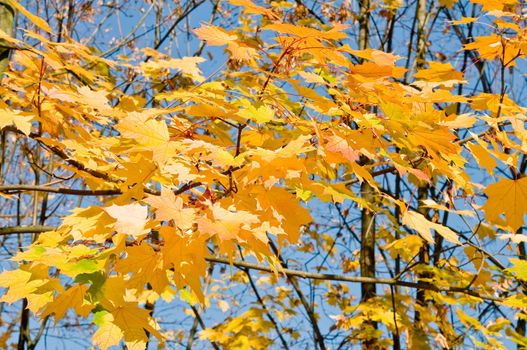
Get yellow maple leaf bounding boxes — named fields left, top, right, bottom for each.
left=467, top=142, right=497, bottom=175
left=26, top=291, right=54, bottom=314
left=382, top=0, right=403, bottom=9
left=105, top=203, right=149, bottom=237
left=0, top=269, right=47, bottom=304
left=42, top=284, right=93, bottom=324
left=237, top=104, right=275, bottom=124
left=464, top=34, right=520, bottom=66
left=198, top=203, right=259, bottom=243
left=230, top=0, right=277, bottom=18
left=114, top=244, right=169, bottom=293
left=264, top=23, right=348, bottom=40
left=93, top=311, right=123, bottom=350
left=385, top=235, right=424, bottom=260
left=76, top=86, right=112, bottom=113
left=193, top=25, right=237, bottom=46
left=402, top=210, right=460, bottom=244
left=0, top=109, right=33, bottom=135
left=110, top=302, right=163, bottom=346
left=344, top=48, right=400, bottom=66
left=483, top=177, right=527, bottom=231
left=439, top=113, right=476, bottom=129
left=414, top=62, right=465, bottom=83
left=98, top=276, right=127, bottom=310
left=227, top=41, right=260, bottom=61
left=63, top=206, right=116, bottom=243
left=254, top=187, right=311, bottom=242
left=117, top=112, right=169, bottom=147
left=323, top=133, right=360, bottom=163
left=144, top=188, right=196, bottom=231
left=160, top=227, right=207, bottom=301
left=140, top=56, right=205, bottom=82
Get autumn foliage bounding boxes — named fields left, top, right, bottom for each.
left=0, top=0, right=527, bottom=349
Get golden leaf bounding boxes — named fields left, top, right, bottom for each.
left=483, top=177, right=527, bottom=231
left=402, top=210, right=460, bottom=244
left=193, top=25, right=237, bottom=46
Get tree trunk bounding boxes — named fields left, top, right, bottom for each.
left=357, top=1, right=377, bottom=348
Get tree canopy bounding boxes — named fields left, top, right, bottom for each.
left=0, top=0, right=527, bottom=349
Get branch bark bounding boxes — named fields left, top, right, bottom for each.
left=206, top=256, right=503, bottom=303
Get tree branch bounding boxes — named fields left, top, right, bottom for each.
left=206, top=256, right=503, bottom=303
left=0, top=225, right=55, bottom=236
left=0, top=185, right=121, bottom=196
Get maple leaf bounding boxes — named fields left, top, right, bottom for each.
left=41, top=284, right=93, bottom=324
left=114, top=244, right=169, bottom=293
left=451, top=17, right=477, bottom=25
left=0, top=264, right=58, bottom=313
left=439, top=113, right=476, bottom=129
left=60, top=258, right=105, bottom=278
left=385, top=235, right=424, bottom=260
left=254, top=187, right=312, bottom=242
left=117, top=112, right=169, bottom=146
left=171, top=57, right=206, bottom=80
left=105, top=203, right=149, bottom=237
left=264, top=23, right=348, bottom=40
left=227, top=42, right=260, bottom=61
left=160, top=226, right=208, bottom=301
left=140, top=56, right=206, bottom=82
left=402, top=210, right=460, bottom=245
left=414, top=62, right=465, bottom=83
left=323, top=133, right=360, bottom=163
left=382, top=0, right=403, bottom=9
left=193, top=24, right=258, bottom=61
left=345, top=48, right=400, bottom=66
left=4, top=2, right=527, bottom=349
left=464, top=34, right=520, bottom=66
left=193, top=25, right=237, bottom=46
left=144, top=188, right=196, bottom=231
left=110, top=302, right=163, bottom=346
left=237, top=104, right=275, bottom=124
left=0, top=108, right=32, bottom=135
left=0, top=269, right=47, bottom=304
left=198, top=203, right=259, bottom=242
left=98, top=276, right=127, bottom=310
left=76, top=86, right=112, bottom=112
left=63, top=206, right=115, bottom=243
left=467, top=142, right=497, bottom=175
left=483, top=177, right=527, bottom=231
left=93, top=311, right=124, bottom=350
left=230, top=0, right=277, bottom=19
left=508, top=259, right=527, bottom=280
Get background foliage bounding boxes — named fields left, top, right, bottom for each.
left=0, top=0, right=526, bottom=349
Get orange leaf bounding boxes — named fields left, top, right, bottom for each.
left=483, top=177, right=527, bottom=231
left=193, top=25, right=237, bottom=46
left=42, top=285, right=93, bottom=324
left=144, top=188, right=196, bottom=231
